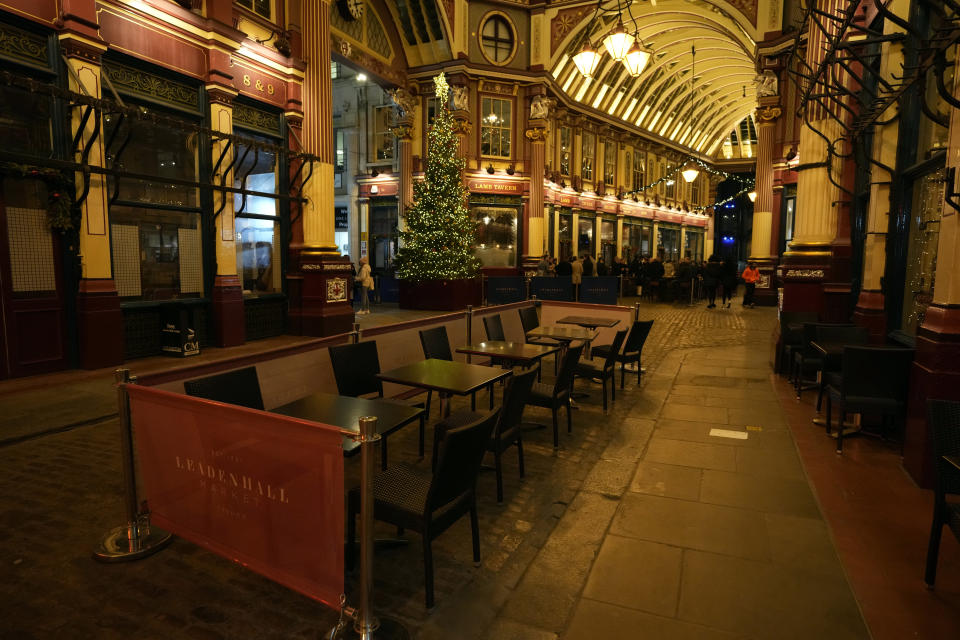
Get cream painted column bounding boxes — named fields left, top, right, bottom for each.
left=524, top=122, right=548, bottom=263
left=787, top=117, right=845, bottom=254
left=680, top=225, right=686, bottom=259
left=594, top=217, right=602, bottom=259
left=750, top=103, right=781, bottom=260
left=572, top=211, right=580, bottom=256
left=394, top=125, right=414, bottom=215
left=301, top=0, right=337, bottom=253
left=931, top=50, right=960, bottom=310
left=208, top=90, right=239, bottom=276
left=616, top=216, right=624, bottom=258
left=65, top=48, right=111, bottom=280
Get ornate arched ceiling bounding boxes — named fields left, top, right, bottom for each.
left=550, top=0, right=759, bottom=157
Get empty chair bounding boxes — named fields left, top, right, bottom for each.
left=432, top=366, right=539, bottom=502
left=347, top=409, right=500, bottom=608
left=483, top=314, right=506, bottom=341
left=792, top=322, right=855, bottom=399
left=575, top=329, right=628, bottom=411
left=518, top=306, right=559, bottom=376
left=814, top=325, right=869, bottom=411
left=329, top=341, right=426, bottom=466
left=591, top=320, right=654, bottom=389
left=824, top=346, right=914, bottom=454
left=183, top=366, right=264, bottom=410
left=527, top=342, right=585, bottom=448
left=419, top=326, right=453, bottom=361
left=778, top=311, right=819, bottom=375
left=924, top=399, right=960, bottom=588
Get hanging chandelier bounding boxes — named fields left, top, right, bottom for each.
left=573, top=0, right=653, bottom=81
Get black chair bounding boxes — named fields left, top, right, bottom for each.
left=824, top=346, right=914, bottom=454
left=792, top=322, right=855, bottom=399
left=814, top=325, right=869, bottom=412
left=183, top=366, right=264, bottom=410
left=346, top=409, right=500, bottom=608
left=527, top=342, right=585, bottom=448
left=483, top=314, right=506, bottom=341
left=518, top=306, right=559, bottom=376
left=924, top=399, right=960, bottom=588
left=329, top=341, right=426, bottom=466
left=592, top=320, right=654, bottom=389
left=778, top=311, right=819, bottom=375
left=575, top=329, right=628, bottom=411
left=431, top=366, right=539, bottom=502
left=419, top=326, right=454, bottom=361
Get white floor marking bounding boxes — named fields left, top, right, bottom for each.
left=709, top=428, right=749, bottom=440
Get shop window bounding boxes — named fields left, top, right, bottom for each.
left=578, top=216, right=595, bottom=256
left=335, top=129, right=346, bottom=172
left=480, top=14, right=515, bottom=64
left=371, top=204, right=398, bottom=271
left=604, top=141, right=617, bottom=187
left=236, top=0, right=271, bottom=20
left=335, top=206, right=350, bottom=257
left=684, top=229, right=704, bottom=262
left=372, top=105, right=395, bottom=161
left=233, top=135, right=281, bottom=295
left=902, top=168, right=945, bottom=334
left=480, top=97, right=511, bottom=158
left=600, top=218, right=616, bottom=265
left=623, top=222, right=647, bottom=260
left=632, top=151, right=645, bottom=193
left=581, top=132, right=595, bottom=182
left=658, top=226, right=680, bottom=262
left=0, top=85, right=52, bottom=156
left=331, top=62, right=341, bottom=80
left=782, top=190, right=796, bottom=252
left=426, top=97, right=439, bottom=124
left=473, top=206, right=517, bottom=267
left=559, top=126, right=571, bottom=176
left=105, top=109, right=200, bottom=301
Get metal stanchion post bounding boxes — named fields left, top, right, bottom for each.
left=94, top=369, right=172, bottom=562
left=688, top=276, right=696, bottom=307
left=345, top=417, right=408, bottom=640
left=465, top=305, right=473, bottom=364
left=634, top=301, right=640, bottom=323
left=352, top=322, right=361, bottom=344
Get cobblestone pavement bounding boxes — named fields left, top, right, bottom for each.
left=0, top=300, right=863, bottom=639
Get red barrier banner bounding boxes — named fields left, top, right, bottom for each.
left=127, top=385, right=346, bottom=609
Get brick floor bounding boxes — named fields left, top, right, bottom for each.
left=0, top=300, right=890, bottom=639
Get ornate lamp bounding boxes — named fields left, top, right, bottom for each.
left=681, top=164, right=700, bottom=183
left=602, top=21, right=634, bottom=62
left=573, top=41, right=602, bottom=78
left=623, top=41, right=651, bottom=77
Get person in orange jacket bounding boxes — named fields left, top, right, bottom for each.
left=741, top=261, right=760, bottom=308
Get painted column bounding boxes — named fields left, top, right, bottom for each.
left=289, top=0, right=353, bottom=336
left=853, top=0, right=907, bottom=340
left=524, top=120, right=548, bottom=271
left=208, top=86, right=244, bottom=346
left=389, top=88, right=417, bottom=224
left=749, top=101, right=781, bottom=305
left=62, top=34, right=124, bottom=369
left=616, top=216, right=624, bottom=258
left=905, top=39, right=960, bottom=487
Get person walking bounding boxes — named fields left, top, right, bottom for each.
left=703, top=254, right=723, bottom=309
left=582, top=254, right=595, bottom=277
left=720, top=256, right=738, bottom=308
left=741, top=261, right=760, bottom=307
left=357, top=257, right=373, bottom=315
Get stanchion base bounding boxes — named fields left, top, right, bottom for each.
left=93, top=525, right=173, bottom=563
left=344, top=615, right=410, bottom=640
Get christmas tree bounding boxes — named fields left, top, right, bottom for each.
left=394, top=73, right=480, bottom=282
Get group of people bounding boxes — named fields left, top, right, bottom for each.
left=534, top=252, right=761, bottom=309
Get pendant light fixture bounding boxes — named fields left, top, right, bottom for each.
left=573, top=41, right=602, bottom=78
left=682, top=164, right=701, bottom=183
left=572, top=0, right=655, bottom=81
left=623, top=40, right=651, bottom=77
left=602, top=20, right=634, bottom=61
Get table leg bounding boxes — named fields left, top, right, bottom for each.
left=440, top=393, right=450, bottom=418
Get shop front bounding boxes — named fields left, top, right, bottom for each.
left=657, top=222, right=682, bottom=263
left=623, top=217, right=653, bottom=260
left=466, top=176, right=524, bottom=274
left=684, top=226, right=705, bottom=263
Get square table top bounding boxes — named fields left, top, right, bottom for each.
left=557, top=315, right=621, bottom=329
left=456, top=341, right=559, bottom=361
left=270, top=392, right=422, bottom=454
left=378, top=358, right=512, bottom=395
left=525, top=325, right=599, bottom=341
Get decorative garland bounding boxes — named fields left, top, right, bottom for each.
left=0, top=163, right=78, bottom=232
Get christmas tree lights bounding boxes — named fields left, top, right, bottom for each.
left=394, top=72, right=481, bottom=282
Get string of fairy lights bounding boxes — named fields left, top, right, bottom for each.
left=623, top=156, right=755, bottom=215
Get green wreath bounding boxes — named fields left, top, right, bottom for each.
left=0, top=162, right=78, bottom=232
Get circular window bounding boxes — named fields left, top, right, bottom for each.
left=479, top=14, right=516, bottom=65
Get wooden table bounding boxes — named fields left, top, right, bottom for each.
left=271, top=392, right=423, bottom=467
left=456, top=341, right=559, bottom=365
left=557, top=315, right=620, bottom=329
left=525, top=325, right=598, bottom=342
left=378, top=359, right=511, bottom=417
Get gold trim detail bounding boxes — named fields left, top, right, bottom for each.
left=525, top=127, right=548, bottom=142
left=755, top=104, right=782, bottom=122
left=0, top=23, right=49, bottom=68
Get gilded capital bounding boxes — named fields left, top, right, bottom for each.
left=390, top=124, right=413, bottom=141
left=451, top=119, right=472, bottom=135
left=524, top=126, right=548, bottom=142
left=755, top=104, right=782, bottom=123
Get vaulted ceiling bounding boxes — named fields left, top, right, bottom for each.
left=550, top=0, right=758, bottom=156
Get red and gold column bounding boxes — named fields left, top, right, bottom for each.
left=207, top=85, right=245, bottom=346
left=749, top=100, right=781, bottom=305
left=61, top=31, right=125, bottom=368
left=288, top=0, right=353, bottom=336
